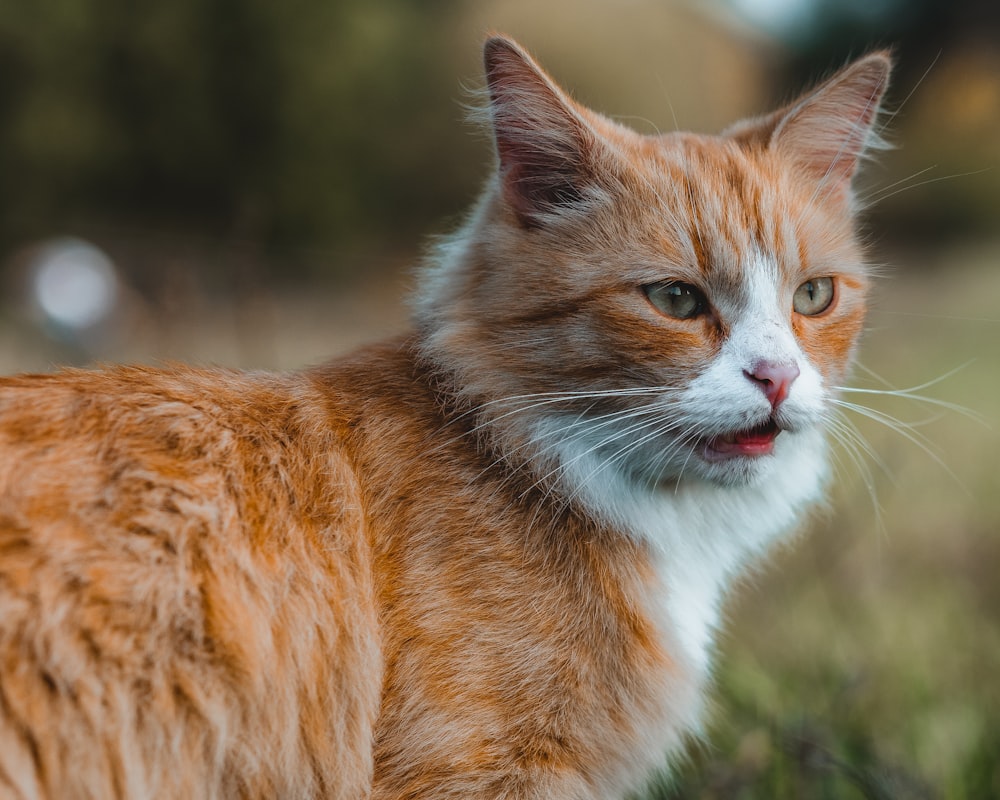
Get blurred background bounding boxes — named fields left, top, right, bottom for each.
left=1, top=0, right=997, bottom=796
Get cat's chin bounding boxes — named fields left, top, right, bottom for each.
left=689, top=452, right=778, bottom=487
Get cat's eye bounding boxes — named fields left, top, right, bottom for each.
left=643, top=281, right=707, bottom=320
left=793, top=277, right=835, bottom=316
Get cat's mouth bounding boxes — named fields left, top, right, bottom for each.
left=703, top=419, right=781, bottom=461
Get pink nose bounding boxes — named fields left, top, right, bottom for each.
left=745, top=361, right=800, bottom=409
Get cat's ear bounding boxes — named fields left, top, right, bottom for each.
left=769, top=52, right=892, bottom=202
left=483, top=36, right=600, bottom=227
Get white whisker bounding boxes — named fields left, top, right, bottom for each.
left=830, top=397, right=969, bottom=493
left=865, top=167, right=992, bottom=206
left=824, top=409, right=887, bottom=536
left=866, top=163, right=938, bottom=195
left=435, top=385, right=685, bottom=448
left=876, top=50, right=939, bottom=137
left=562, top=416, right=702, bottom=507
left=835, top=361, right=988, bottom=427
left=522, top=404, right=682, bottom=499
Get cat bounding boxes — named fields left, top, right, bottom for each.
left=0, top=34, right=891, bottom=800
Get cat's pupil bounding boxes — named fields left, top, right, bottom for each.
left=644, top=281, right=705, bottom=320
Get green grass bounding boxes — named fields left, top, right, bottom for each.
left=646, top=241, right=1000, bottom=799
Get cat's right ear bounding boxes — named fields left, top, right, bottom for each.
left=483, top=36, right=599, bottom=228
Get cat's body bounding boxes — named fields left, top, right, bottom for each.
left=0, top=37, right=890, bottom=799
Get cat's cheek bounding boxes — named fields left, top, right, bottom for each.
left=596, top=304, right=719, bottom=375
left=792, top=303, right=866, bottom=385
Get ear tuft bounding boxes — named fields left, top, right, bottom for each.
left=483, top=36, right=597, bottom=227
left=771, top=52, right=893, bottom=202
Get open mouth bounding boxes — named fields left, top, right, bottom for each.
left=704, top=419, right=781, bottom=460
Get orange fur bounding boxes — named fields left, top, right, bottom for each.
left=0, top=37, right=891, bottom=798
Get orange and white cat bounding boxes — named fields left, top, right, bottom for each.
left=0, top=35, right=890, bottom=800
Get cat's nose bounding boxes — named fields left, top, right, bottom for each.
left=744, top=361, right=800, bottom=409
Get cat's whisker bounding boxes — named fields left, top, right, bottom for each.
left=522, top=405, right=688, bottom=502
left=591, top=418, right=687, bottom=481
left=560, top=417, right=698, bottom=508
left=855, top=163, right=938, bottom=205
left=823, top=409, right=888, bottom=536
left=825, top=407, right=893, bottom=482
left=458, top=386, right=685, bottom=440
left=616, top=413, right=707, bottom=492
left=829, top=358, right=984, bottom=500
left=638, top=429, right=687, bottom=490
left=580, top=405, right=711, bottom=495
left=435, top=386, right=685, bottom=449
left=473, top=402, right=675, bottom=493
left=852, top=360, right=898, bottom=390
left=850, top=360, right=974, bottom=394
left=830, top=397, right=970, bottom=493
left=835, top=360, right=988, bottom=427
left=668, top=436, right=701, bottom=492
left=466, top=399, right=685, bottom=505
left=875, top=50, right=940, bottom=139
left=863, top=167, right=992, bottom=207
left=835, top=388, right=981, bottom=423
left=471, top=385, right=684, bottom=413
left=645, top=428, right=705, bottom=492
left=539, top=409, right=679, bottom=482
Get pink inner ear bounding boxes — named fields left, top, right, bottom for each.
left=771, top=54, right=892, bottom=194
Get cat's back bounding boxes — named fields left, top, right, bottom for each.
left=0, top=365, right=380, bottom=800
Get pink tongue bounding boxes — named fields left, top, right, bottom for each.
left=711, top=422, right=779, bottom=456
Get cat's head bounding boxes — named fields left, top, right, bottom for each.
left=417, top=36, right=891, bottom=492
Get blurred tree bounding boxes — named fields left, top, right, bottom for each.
left=0, top=0, right=474, bottom=275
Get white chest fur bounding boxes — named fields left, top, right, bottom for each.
left=553, top=425, right=830, bottom=675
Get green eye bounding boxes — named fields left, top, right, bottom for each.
left=644, top=281, right=706, bottom=320
left=793, top=277, right=835, bottom=316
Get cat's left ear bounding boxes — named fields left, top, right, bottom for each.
left=769, top=52, right=893, bottom=203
